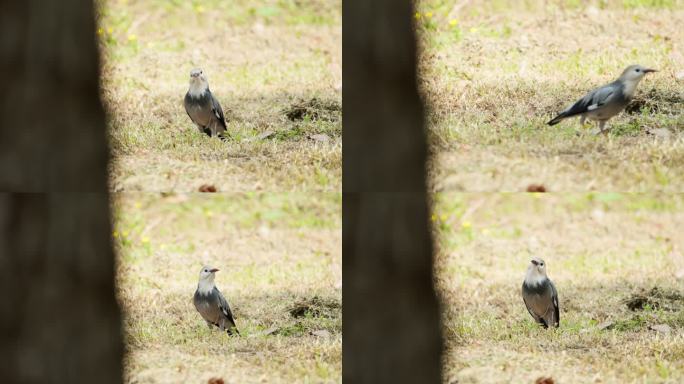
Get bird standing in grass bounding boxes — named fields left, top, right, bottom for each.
left=547, top=65, right=657, bottom=134
left=193, top=265, right=239, bottom=335
left=522, top=258, right=559, bottom=329
left=184, top=68, right=227, bottom=138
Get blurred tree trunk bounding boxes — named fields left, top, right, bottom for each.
left=0, top=1, right=123, bottom=383
left=343, top=0, right=442, bottom=383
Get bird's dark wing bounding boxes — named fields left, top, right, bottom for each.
left=562, top=82, right=618, bottom=118
left=213, top=287, right=238, bottom=330
left=209, top=91, right=227, bottom=129
left=551, top=281, right=560, bottom=327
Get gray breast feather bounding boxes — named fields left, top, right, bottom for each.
left=184, top=89, right=227, bottom=137
left=563, top=82, right=623, bottom=118
left=522, top=279, right=559, bottom=328
left=193, top=287, right=239, bottom=335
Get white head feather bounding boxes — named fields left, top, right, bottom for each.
left=197, top=265, right=218, bottom=294
left=618, top=64, right=657, bottom=98
left=188, top=68, right=209, bottom=98
left=524, top=257, right=548, bottom=286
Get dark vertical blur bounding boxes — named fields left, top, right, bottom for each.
left=343, top=0, right=443, bottom=382
left=0, top=0, right=123, bottom=383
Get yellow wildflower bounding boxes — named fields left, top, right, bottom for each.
left=449, top=19, right=458, bottom=27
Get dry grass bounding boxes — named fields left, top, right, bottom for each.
left=114, top=193, right=341, bottom=383
left=100, top=1, right=341, bottom=382
left=99, top=0, right=341, bottom=192
left=434, top=193, right=684, bottom=383
left=418, top=0, right=684, bottom=192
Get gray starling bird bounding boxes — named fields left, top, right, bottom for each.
left=184, top=68, right=227, bottom=138
left=193, top=265, right=239, bottom=335
left=547, top=64, right=657, bottom=133
left=521, top=258, right=559, bottom=329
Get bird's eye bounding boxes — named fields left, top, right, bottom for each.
left=636, top=69, right=640, bottom=72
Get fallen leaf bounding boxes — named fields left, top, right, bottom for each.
left=207, top=378, right=225, bottom=384
left=310, top=329, right=331, bottom=338
left=307, top=133, right=330, bottom=143
left=198, top=184, right=217, bottom=193
left=598, top=321, right=614, bottom=330
left=535, top=377, right=555, bottom=384
left=258, top=130, right=276, bottom=140
left=646, top=128, right=672, bottom=139
left=649, top=324, right=672, bottom=334
left=526, top=184, right=546, bottom=192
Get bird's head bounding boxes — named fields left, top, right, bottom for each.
left=199, top=265, right=219, bottom=282
left=528, top=257, right=548, bottom=278
left=620, top=64, right=657, bottom=82
left=189, top=68, right=208, bottom=86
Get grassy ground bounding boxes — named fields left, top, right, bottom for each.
left=114, top=193, right=341, bottom=383
left=417, top=0, right=684, bottom=192
left=434, top=193, right=684, bottom=383
left=100, top=1, right=341, bottom=382
left=99, top=0, right=341, bottom=193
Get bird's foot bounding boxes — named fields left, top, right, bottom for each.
left=590, top=128, right=607, bottom=136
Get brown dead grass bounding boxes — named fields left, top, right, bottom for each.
left=434, top=193, right=684, bottom=383
left=418, top=1, right=684, bottom=192
left=100, top=0, right=341, bottom=192
left=115, top=193, right=341, bottom=383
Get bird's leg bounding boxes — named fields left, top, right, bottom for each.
left=573, top=116, right=587, bottom=137
left=598, top=120, right=607, bottom=135
left=591, top=120, right=608, bottom=136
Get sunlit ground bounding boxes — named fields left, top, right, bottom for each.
left=435, top=193, right=684, bottom=383
left=418, top=0, right=684, bottom=192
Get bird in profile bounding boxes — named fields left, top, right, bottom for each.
left=193, top=265, right=239, bottom=335
left=547, top=64, right=657, bottom=133
left=184, top=68, right=227, bottom=139
left=521, top=258, right=559, bottom=329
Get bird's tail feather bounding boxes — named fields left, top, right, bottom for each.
left=547, top=113, right=566, bottom=126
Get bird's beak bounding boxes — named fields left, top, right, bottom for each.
left=643, top=68, right=658, bottom=73
left=209, top=268, right=219, bottom=273
left=530, top=260, right=538, bottom=266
